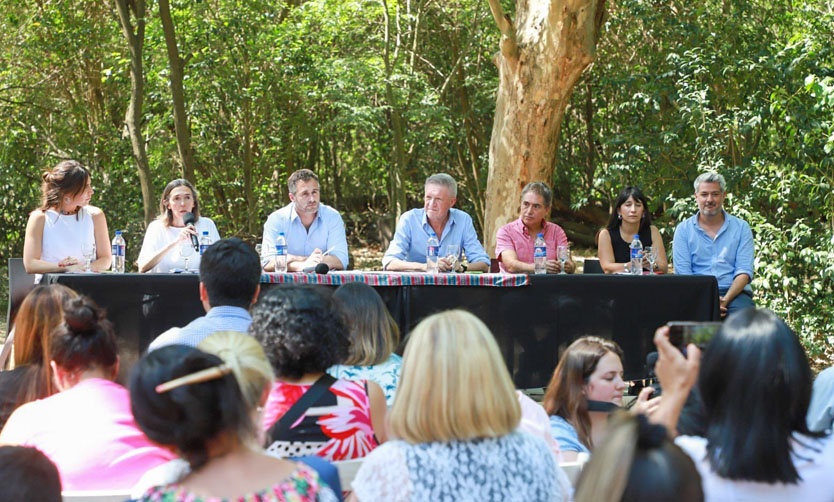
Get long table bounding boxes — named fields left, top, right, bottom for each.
left=43, top=272, right=719, bottom=387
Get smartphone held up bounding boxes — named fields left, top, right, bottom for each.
left=667, top=321, right=722, bottom=354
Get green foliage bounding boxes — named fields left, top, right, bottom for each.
left=0, top=0, right=831, bottom=363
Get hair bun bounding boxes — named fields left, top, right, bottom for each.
left=62, top=298, right=101, bottom=336
left=42, top=171, right=52, bottom=183
left=635, top=413, right=667, bottom=450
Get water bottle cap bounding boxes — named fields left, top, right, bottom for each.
left=634, top=234, right=640, bottom=239
left=202, top=231, right=209, bottom=235
left=537, top=233, right=544, bottom=237
left=279, top=232, right=285, bottom=236
left=115, top=230, right=122, bottom=235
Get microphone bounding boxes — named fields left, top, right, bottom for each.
left=182, top=212, right=199, bottom=252
left=302, top=263, right=330, bottom=274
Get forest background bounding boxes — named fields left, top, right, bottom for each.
left=0, top=0, right=832, bottom=366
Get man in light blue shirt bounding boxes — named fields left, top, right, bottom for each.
left=149, top=238, right=261, bottom=350
left=261, top=169, right=349, bottom=271
left=673, top=172, right=755, bottom=317
left=383, top=173, right=490, bottom=272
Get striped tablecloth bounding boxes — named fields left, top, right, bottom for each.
left=260, top=271, right=529, bottom=287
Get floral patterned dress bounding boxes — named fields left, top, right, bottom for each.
left=262, top=379, right=380, bottom=461
left=138, top=463, right=338, bottom=502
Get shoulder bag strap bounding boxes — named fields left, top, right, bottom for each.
left=270, top=373, right=337, bottom=439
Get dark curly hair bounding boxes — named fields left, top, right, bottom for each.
left=129, top=345, right=253, bottom=470
left=249, top=285, right=350, bottom=380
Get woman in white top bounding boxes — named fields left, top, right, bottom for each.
left=23, top=160, right=112, bottom=274
left=653, top=308, right=834, bottom=502
left=137, top=179, right=220, bottom=273
left=351, top=309, right=569, bottom=501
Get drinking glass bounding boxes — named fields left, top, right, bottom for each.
left=557, top=245, right=570, bottom=274
left=81, top=242, right=96, bottom=272
left=645, top=246, right=658, bottom=273
left=442, top=244, right=461, bottom=273
left=179, top=243, right=195, bottom=272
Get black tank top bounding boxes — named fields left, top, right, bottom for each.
left=609, top=226, right=653, bottom=263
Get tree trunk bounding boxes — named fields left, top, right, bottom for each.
left=158, top=0, right=195, bottom=182
left=114, top=0, right=155, bottom=225
left=483, top=0, right=607, bottom=255
left=381, top=0, right=408, bottom=230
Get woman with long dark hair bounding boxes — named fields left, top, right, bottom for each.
left=597, top=186, right=668, bottom=274
left=654, top=308, right=834, bottom=499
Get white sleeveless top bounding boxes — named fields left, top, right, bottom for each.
left=41, top=208, right=95, bottom=264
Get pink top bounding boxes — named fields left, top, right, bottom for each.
left=495, top=218, right=569, bottom=273
left=0, top=378, right=174, bottom=490
left=262, top=379, right=379, bottom=461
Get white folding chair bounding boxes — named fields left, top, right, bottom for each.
left=333, top=458, right=364, bottom=491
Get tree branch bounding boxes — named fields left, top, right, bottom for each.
left=487, top=0, right=518, bottom=61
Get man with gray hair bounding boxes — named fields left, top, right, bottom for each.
left=383, top=173, right=490, bottom=272
left=673, top=172, right=755, bottom=317
left=495, top=181, right=575, bottom=273
left=261, top=169, right=349, bottom=271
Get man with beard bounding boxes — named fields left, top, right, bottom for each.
left=673, top=172, right=755, bottom=317
left=261, top=169, right=348, bottom=271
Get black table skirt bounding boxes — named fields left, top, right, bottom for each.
left=43, top=273, right=718, bottom=387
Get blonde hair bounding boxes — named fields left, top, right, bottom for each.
left=389, top=310, right=520, bottom=443
left=198, top=331, right=274, bottom=411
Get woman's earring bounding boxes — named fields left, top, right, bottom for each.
left=618, top=214, right=622, bottom=220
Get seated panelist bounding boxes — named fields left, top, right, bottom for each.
left=597, top=186, right=668, bottom=274
left=495, top=181, right=575, bottom=274
left=137, top=179, right=221, bottom=273
left=23, top=160, right=112, bottom=275
left=260, top=169, right=348, bottom=272
left=382, top=173, right=490, bottom=272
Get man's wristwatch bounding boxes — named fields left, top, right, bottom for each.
left=460, top=263, right=468, bottom=273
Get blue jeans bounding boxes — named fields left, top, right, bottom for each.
left=721, top=289, right=755, bottom=317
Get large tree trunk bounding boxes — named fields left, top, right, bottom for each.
left=483, top=0, right=607, bottom=255
left=158, top=0, right=195, bottom=182
left=114, top=0, right=155, bottom=225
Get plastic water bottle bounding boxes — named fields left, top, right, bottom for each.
left=426, top=232, right=439, bottom=274
left=199, top=231, right=212, bottom=255
left=534, top=233, right=547, bottom=275
left=111, top=230, right=126, bottom=273
left=274, top=232, right=288, bottom=273
left=630, top=234, right=643, bottom=276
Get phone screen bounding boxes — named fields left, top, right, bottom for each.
left=667, top=321, right=722, bottom=351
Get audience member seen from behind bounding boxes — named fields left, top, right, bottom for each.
left=0, top=445, right=62, bottom=502
left=148, top=237, right=261, bottom=350
left=328, top=282, right=402, bottom=406
left=652, top=308, right=834, bottom=500
left=0, top=296, right=173, bottom=490
left=23, top=160, right=112, bottom=275
left=808, top=366, right=834, bottom=433
left=137, top=179, right=221, bottom=273
left=495, top=181, right=576, bottom=274
left=543, top=336, right=659, bottom=461
left=575, top=412, right=703, bottom=502
left=251, top=285, right=387, bottom=462
left=130, top=344, right=336, bottom=501
left=0, top=284, right=78, bottom=429
left=352, top=310, right=568, bottom=501
left=596, top=186, right=668, bottom=274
